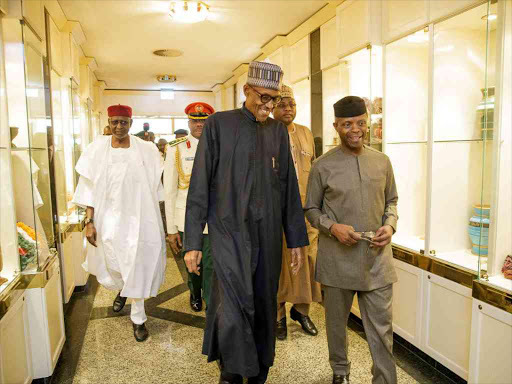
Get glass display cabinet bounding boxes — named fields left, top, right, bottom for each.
left=0, top=18, right=21, bottom=295
left=430, top=1, right=496, bottom=275
left=5, top=21, right=55, bottom=273
left=4, top=15, right=66, bottom=379
left=384, top=1, right=510, bottom=291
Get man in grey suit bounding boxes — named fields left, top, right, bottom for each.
left=305, top=96, right=398, bottom=384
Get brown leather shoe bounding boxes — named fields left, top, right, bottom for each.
left=132, top=322, right=149, bottom=342
left=276, top=317, right=287, bottom=340
left=113, top=292, right=127, bottom=312
left=333, top=374, right=350, bottom=384
left=290, top=307, right=318, bottom=336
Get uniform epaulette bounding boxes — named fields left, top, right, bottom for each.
left=168, top=136, right=188, bottom=147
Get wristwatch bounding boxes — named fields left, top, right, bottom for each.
left=85, top=217, right=94, bottom=225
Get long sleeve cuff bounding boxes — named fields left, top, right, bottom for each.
left=384, top=217, right=397, bottom=233
left=319, top=216, right=336, bottom=236
left=167, top=225, right=178, bottom=235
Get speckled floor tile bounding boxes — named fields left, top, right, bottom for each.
left=71, top=316, right=218, bottom=384
left=72, top=299, right=418, bottom=384
left=157, top=290, right=207, bottom=318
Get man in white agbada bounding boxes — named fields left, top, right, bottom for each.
left=73, top=104, right=166, bottom=342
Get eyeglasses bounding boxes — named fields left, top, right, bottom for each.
left=276, top=102, right=297, bottom=109
left=110, top=120, right=130, bottom=127
left=249, top=86, right=282, bottom=105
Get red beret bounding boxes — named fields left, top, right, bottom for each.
left=108, top=104, right=132, bottom=118
left=185, top=102, right=214, bottom=120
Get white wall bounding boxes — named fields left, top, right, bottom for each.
left=101, top=90, right=215, bottom=126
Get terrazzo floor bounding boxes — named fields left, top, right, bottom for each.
left=49, top=252, right=462, bottom=384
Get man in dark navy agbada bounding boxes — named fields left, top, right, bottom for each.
left=183, top=61, right=308, bottom=384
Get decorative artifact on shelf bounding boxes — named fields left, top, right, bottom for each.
left=468, top=205, right=490, bottom=256
left=476, top=87, right=494, bottom=140
left=502, top=255, right=512, bottom=280
left=371, top=117, right=382, bottom=143
left=17, top=222, right=38, bottom=271
left=371, top=97, right=382, bottom=114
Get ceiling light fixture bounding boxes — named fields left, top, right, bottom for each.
left=153, top=49, right=183, bottom=57
left=481, top=13, right=497, bottom=21
left=169, top=1, right=209, bottom=23
left=157, top=74, right=177, bottom=83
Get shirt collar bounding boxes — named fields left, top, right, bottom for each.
left=188, top=134, right=199, bottom=144
left=241, top=103, right=257, bottom=122
left=339, top=143, right=367, bottom=156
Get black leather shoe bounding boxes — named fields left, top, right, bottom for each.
left=333, top=374, right=350, bottom=384
left=113, top=292, right=127, bottom=312
left=290, top=306, right=318, bottom=336
left=219, top=371, right=243, bottom=384
left=132, top=322, right=149, bottom=342
left=190, top=294, right=202, bottom=312
left=276, top=317, right=287, bottom=340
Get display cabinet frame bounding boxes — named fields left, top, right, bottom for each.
left=383, top=0, right=511, bottom=294
left=0, top=17, right=22, bottom=294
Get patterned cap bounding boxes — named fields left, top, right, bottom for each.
left=280, top=84, right=294, bottom=99
left=247, top=61, right=283, bottom=91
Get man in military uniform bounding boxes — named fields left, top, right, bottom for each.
left=272, top=85, right=322, bottom=340
left=135, top=122, right=152, bottom=140
left=164, top=102, right=215, bottom=312
left=174, top=128, right=189, bottom=139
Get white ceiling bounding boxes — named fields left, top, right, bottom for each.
left=58, top=0, right=328, bottom=90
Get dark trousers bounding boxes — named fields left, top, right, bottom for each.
left=180, top=231, right=212, bottom=307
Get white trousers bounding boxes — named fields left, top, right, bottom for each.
left=105, top=264, right=147, bottom=325
left=131, top=299, right=147, bottom=325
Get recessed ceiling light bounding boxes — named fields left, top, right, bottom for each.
left=170, top=1, right=209, bottom=23
left=482, top=14, right=497, bottom=21
left=153, top=49, right=183, bottom=57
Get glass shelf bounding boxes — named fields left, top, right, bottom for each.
left=429, top=2, right=496, bottom=274
left=385, top=27, right=429, bottom=254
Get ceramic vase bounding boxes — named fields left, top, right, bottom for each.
left=468, top=205, right=490, bottom=256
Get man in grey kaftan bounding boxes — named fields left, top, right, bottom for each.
left=305, top=96, right=398, bottom=384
